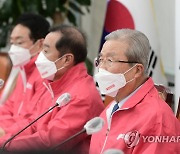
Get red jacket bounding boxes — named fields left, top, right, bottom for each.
left=90, top=78, right=180, bottom=154
left=0, top=55, right=46, bottom=129
left=0, top=63, right=104, bottom=153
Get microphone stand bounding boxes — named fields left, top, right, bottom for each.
left=1, top=103, right=59, bottom=152
left=49, top=128, right=86, bottom=152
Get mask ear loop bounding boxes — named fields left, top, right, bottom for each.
left=123, top=63, right=138, bottom=75
left=126, top=77, right=135, bottom=84
left=123, top=63, right=138, bottom=83
left=54, top=55, right=66, bottom=71
left=54, top=56, right=63, bottom=63
left=57, top=67, right=65, bottom=71
left=55, top=54, right=73, bottom=71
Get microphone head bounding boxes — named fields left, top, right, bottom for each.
left=84, top=117, right=104, bottom=135
left=103, top=149, right=124, bottom=154
left=56, top=93, right=71, bottom=107
left=0, top=79, right=4, bottom=88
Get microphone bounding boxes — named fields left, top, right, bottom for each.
left=50, top=117, right=104, bottom=151
left=1, top=93, right=71, bottom=151
left=103, top=149, right=124, bottom=154
left=55, top=93, right=71, bottom=107
left=0, top=79, right=4, bottom=88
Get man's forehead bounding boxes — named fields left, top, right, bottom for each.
left=100, top=40, right=127, bottom=57
left=43, top=43, right=50, bottom=48
left=99, top=51, right=117, bottom=57
left=45, top=32, right=61, bottom=41
left=43, top=33, right=58, bottom=47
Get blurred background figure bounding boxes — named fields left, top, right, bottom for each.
left=0, top=13, right=50, bottom=104
left=0, top=13, right=50, bottom=135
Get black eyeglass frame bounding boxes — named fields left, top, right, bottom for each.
left=95, top=58, right=138, bottom=67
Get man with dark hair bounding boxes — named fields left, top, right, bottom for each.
left=0, top=25, right=104, bottom=154
left=0, top=13, right=50, bottom=136
left=50, top=25, right=87, bottom=64
left=15, top=13, right=50, bottom=42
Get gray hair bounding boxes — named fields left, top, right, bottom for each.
left=105, top=29, right=150, bottom=75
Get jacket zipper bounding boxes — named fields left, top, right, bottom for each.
left=100, top=113, right=113, bottom=154
left=43, top=82, right=54, bottom=100
left=100, top=128, right=110, bottom=154
left=100, top=108, right=129, bottom=153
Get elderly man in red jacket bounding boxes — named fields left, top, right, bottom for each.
left=90, top=29, right=180, bottom=154
left=0, top=25, right=104, bottom=154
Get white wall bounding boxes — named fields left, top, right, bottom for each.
left=80, top=0, right=107, bottom=63
left=153, top=0, right=175, bottom=80
left=175, top=0, right=180, bottom=112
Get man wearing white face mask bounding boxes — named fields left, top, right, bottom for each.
left=0, top=13, right=50, bottom=136
left=90, top=29, right=180, bottom=154
left=0, top=25, right=104, bottom=153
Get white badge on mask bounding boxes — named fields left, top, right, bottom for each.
left=35, top=52, right=64, bottom=81
left=8, top=44, right=31, bottom=67
left=95, top=64, right=137, bottom=97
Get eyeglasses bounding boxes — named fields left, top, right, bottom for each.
left=95, top=57, right=138, bottom=67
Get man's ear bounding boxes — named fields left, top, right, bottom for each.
left=134, top=64, right=144, bottom=78
left=64, top=53, right=74, bottom=66
left=36, top=39, right=44, bottom=53
left=30, top=38, right=44, bottom=54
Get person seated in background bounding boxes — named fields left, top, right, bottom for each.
left=0, top=25, right=104, bottom=154
left=90, top=29, right=180, bottom=154
left=0, top=13, right=50, bottom=134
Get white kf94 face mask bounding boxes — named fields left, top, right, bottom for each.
left=8, top=44, right=31, bottom=67
left=35, top=52, right=64, bottom=81
left=95, top=64, right=137, bottom=97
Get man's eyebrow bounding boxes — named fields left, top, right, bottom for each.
left=10, top=36, right=24, bottom=40
left=43, top=43, right=50, bottom=48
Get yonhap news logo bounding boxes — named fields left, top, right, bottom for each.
left=117, top=130, right=140, bottom=148
left=117, top=130, right=180, bottom=148
left=142, top=135, right=180, bottom=143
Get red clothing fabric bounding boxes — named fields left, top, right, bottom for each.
left=0, top=63, right=104, bottom=153
left=0, top=55, right=46, bottom=129
left=90, top=78, right=180, bottom=154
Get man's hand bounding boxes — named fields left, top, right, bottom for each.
left=0, top=127, right=5, bottom=137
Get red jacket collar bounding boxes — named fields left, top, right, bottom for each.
left=23, top=54, right=38, bottom=76
left=121, top=77, right=155, bottom=109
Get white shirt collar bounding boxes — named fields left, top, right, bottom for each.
left=106, top=85, right=143, bottom=127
